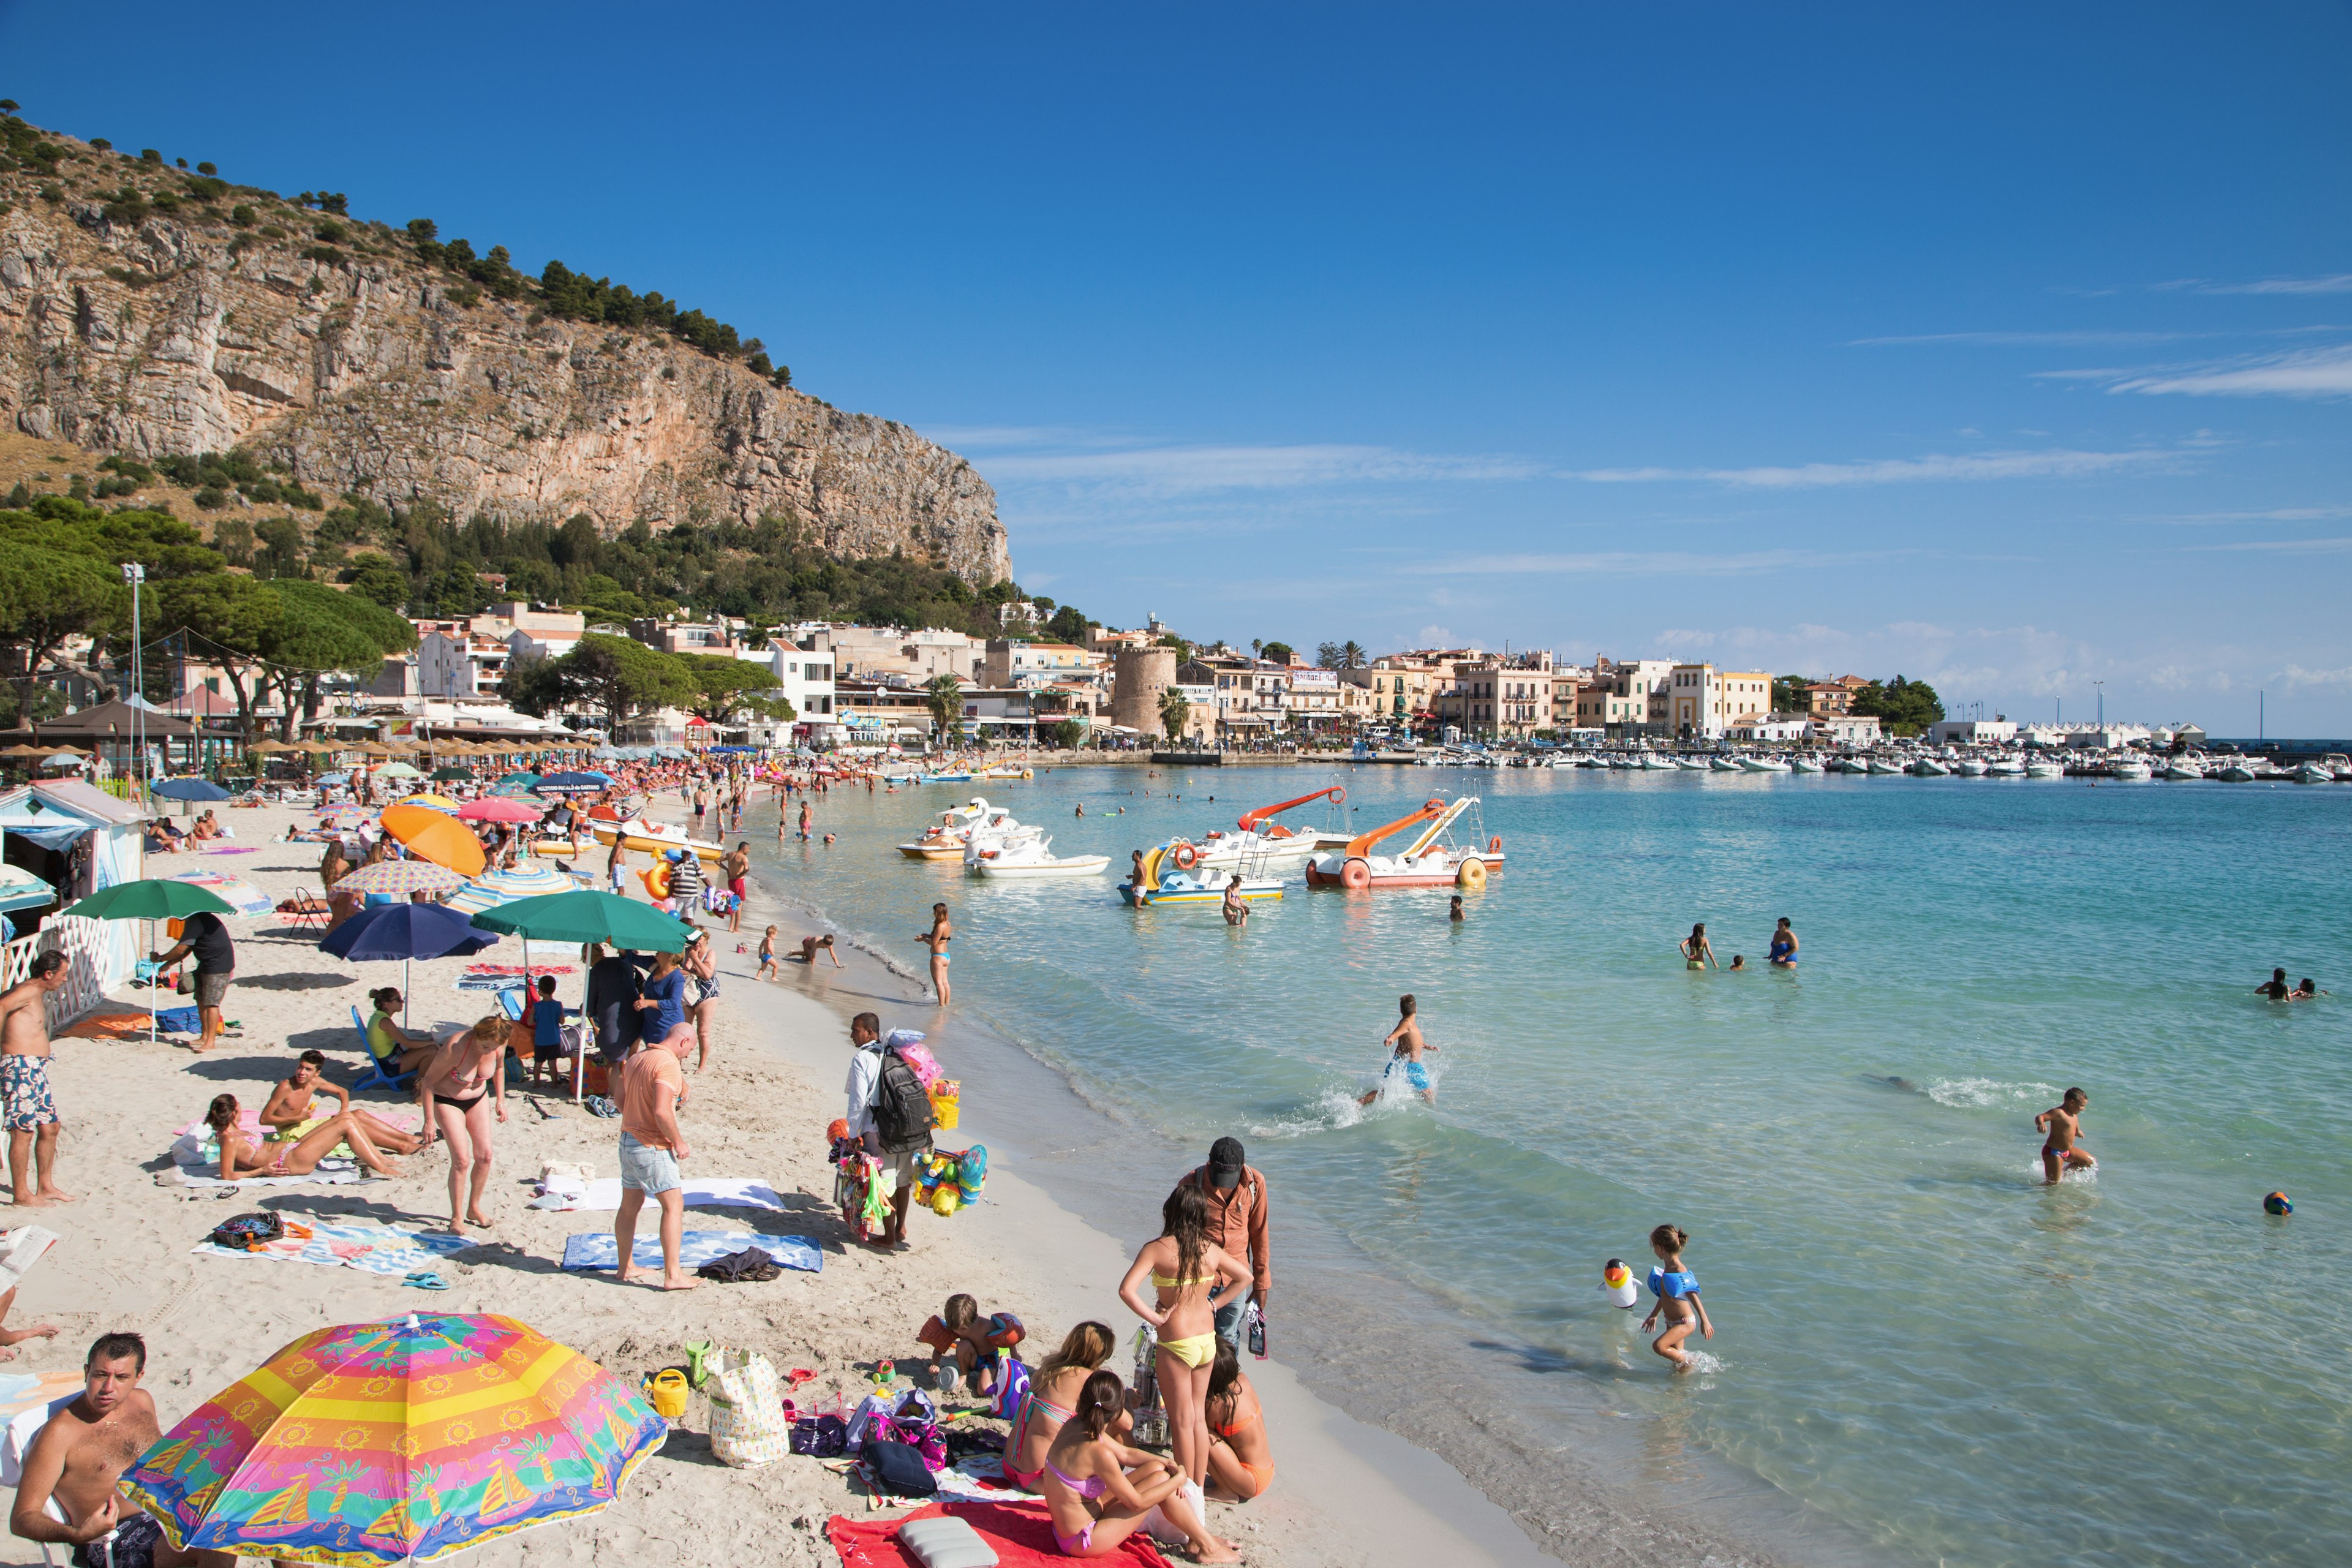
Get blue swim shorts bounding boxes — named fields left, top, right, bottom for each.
left=617, top=1131, right=681, bottom=1194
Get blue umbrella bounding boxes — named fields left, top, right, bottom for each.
left=535, top=771, right=612, bottom=795
left=322, top=903, right=500, bottom=1029
left=150, top=777, right=231, bottom=802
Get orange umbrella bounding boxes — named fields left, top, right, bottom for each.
left=380, top=802, right=488, bottom=878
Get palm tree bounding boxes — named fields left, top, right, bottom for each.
left=923, top=673, right=965, bottom=752
left=1341, top=640, right=1366, bottom=669
left=1159, top=686, right=1191, bottom=743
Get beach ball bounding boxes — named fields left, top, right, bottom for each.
left=826, top=1118, right=851, bottom=1144
left=2264, top=1191, right=2293, bottom=1216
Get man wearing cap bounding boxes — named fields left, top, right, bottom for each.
left=1170, top=1137, right=1269, bottom=1346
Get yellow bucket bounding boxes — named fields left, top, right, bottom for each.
left=643, top=1368, right=690, bottom=1420
left=930, top=1080, right=961, bottom=1130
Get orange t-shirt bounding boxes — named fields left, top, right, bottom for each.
left=617, top=1049, right=684, bottom=1149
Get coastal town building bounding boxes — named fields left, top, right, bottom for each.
left=1928, top=718, right=2017, bottom=745
left=982, top=641, right=1097, bottom=692
left=1807, top=676, right=1871, bottom=716
left=827, top=626, right=981, bottom=683
left=1667, top=663, right=1772, bottom=740
left=417, top=630, right=513, bottom=699
left=1729, top=712, right=1812, bottom=742
left=1280, top=666, right=1347, bottom=733
left=1436, top=652, right=1555, bottom=738
left=628, top=619, right=742, bottom=658
left=1806, top=714, right=1883, bottom=746
left=1341, top=655, right=1447, bottom=728
left=1589, top=657, right=1677, bottom=736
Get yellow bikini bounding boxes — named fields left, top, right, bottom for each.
left=1151, top=1268, right=1218, bottom=1366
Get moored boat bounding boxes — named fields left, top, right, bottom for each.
left=1305, top=796, right=1503, bottom=890
left=973, top=835, right=1109, bottom=877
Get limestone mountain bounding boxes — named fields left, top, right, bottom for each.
left=0, top=119, right=1009, bottom=583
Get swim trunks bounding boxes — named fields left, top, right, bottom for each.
left=195, top=971, right=232, bottom=1008
left=74, top=1509, right=162, bottom=1568
left=0, top=1056, right=58, bottom=1130
left=1385, top=1059, right=1430, bottom=1093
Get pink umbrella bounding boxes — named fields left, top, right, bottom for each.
left=456, top=797, right=543, bottom=823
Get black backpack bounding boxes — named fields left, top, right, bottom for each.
left=869, top=1047, right=936, bottom=1152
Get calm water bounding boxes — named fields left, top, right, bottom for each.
left=755, top=765, right=2350, bottom=1567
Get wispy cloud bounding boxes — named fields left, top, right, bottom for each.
left=1421, top=548, right=1836, bottom=577
left=2103, top=344, right=2352, bottom=399
left=1566, top=447, right=2178, bottom=489
left=2124, top=505, right=2352, bottom=527
left=2190, top=535, right=2352, bottom=554
left=1853, top=330, right=2218, bottom=347
left=956, top=440, right=1543, bottom=495
left=2193, top=273, right=2352, bottom=296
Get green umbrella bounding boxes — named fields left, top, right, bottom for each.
left=431, top=765, right=474, bottom=782
left=61, top=880, right=238, bottom=1041
left=466, top=890, right=693, bottom=952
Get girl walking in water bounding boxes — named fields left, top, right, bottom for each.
left=916, top=902, right=952, bottom=1006
left=1680, top=923, right=1717, bottom=970
left=1639, top=1223, right=1713, bottom=1369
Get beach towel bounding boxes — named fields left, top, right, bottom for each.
left=58, top=1010, right=159, bottom=1040
left=164, top=870, right=271, bottom=916
left=826, top=1500, right=1172, bottom=1568
left=560, top=1231, right=822, bottom=1273
left=190, top=1216, right=475, bottom=1274
left=526, top=1177, right=790, bottom=1213
left=152, top=1006, right=202, bottom=1035
left=202, top=846, right=260, bottom=855
left=0, top=1226, right=59, bottom=1294
left=175, top=1161, right=372, bottom=1189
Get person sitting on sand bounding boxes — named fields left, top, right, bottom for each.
left=1041, top=1370, right=1237, bottom=1562
left=205, top=1093, right=404, bottom=1180
left=791, top=933, right=843, bottom=969
left=2035, top=1087, right=2095, bottom=1185
left=1006, top=1321, right=1118, bottom=1491
left=142, top=821, right=179, bottom=856
left=366, top=988, right=439, bottom=1077
left=10, top=1333, right=213, bottom=1568
left=1202, top=1340, right=1275, bottom=1502
left=916, top=1292, right=1025, bottom=1395
left=261, top=1049, right=424, bottom=1153
left=187, top=812, right=221, bottom=843
left=2256, top=967, right=2292, bottom=1001
left=1639, top=1224, right=1713, bottom=1370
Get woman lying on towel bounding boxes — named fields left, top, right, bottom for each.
left=204, top=1094, right=405, bottom=1180
left=1041, top=1370, right=1236, bottom=1561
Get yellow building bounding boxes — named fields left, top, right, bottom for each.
left=1667, top=664, right=1771, bottom=740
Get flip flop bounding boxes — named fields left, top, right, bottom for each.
left=401, top=1272, right=450, bottom=1290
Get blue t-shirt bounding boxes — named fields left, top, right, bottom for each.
left=641, top=970, right=687, bottom=1039
left=532, top=995, right=564, bottom=1048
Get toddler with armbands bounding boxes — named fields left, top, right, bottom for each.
left=1639, top=1223, right=1713, bottom=1370
left=916, top=1292, right=1026, bottom=1394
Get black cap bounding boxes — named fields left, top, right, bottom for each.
left=1208, top=1137, right=1245, bottom=1189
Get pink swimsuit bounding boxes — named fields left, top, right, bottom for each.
left=1045, top=1457, right=1105, bottom=1554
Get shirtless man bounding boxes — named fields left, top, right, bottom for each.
left=2035, top=1087, right=2095, bottom=1185
left=2255, top=967, right=2291, bottom=1001
left=0, top=954, right=73, bottom=1207
left=1359, top=993, right=1438, bottom=1106
left=10, top=1332, right=230, bottom=1567
left=722, top=843, right=752, bottom=934
left=794, top=933, right=844, bottom=968
left=260, top=1050, right=424, bottom=1154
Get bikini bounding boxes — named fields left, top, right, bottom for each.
left=1004, top=1387, right=1079, bottom=1491
left=1152, top=1268, right=1219, bottom=1368
left=1211, top=1396, right=1275, bottom=1493
left=1044, top=1455, right=1107, bottom=1555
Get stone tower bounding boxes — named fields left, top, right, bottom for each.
left=1112, top=647, right=1178, bottom=736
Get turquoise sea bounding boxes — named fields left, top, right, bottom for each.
left=750, top=764, right=2350, bottom=1567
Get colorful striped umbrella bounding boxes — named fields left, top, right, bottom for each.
left=443, top=862, right=577, bottom=917
left=122, top=1311, right=666, bottom=1567
left=331, top=860, right=467, bottom=899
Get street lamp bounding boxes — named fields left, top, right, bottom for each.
left=2094, top=680, right=2104, bottom=729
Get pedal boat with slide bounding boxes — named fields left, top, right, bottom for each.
left=1185, top=785, right=1346, bottom=872
left=1303, top=796, right=1504, bottom=891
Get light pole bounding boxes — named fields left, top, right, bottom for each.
left=121, top=563, right=146, bottom=796
left=2094, top=680, right=2104, bottom=729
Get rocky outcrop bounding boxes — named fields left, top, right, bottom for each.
left=0, top=178, right=1009, bottom=582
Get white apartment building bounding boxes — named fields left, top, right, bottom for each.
left=733, top=636, right=839, bottom=741
left=827, top=626, right=982, bottom=683
left=1280, top=666, right=1346, bottom=730
left=418, top=631, right=513, bottom=699
left=1667, top=663, right=1771, bottom=740
left=1927, top=719, right=2018, bottom=745
left=1806, top=714, right=1883, bottom=747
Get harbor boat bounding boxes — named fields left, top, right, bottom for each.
left=921, top=771, right=974, bottom=784
left=1866, top=756, right=1907, bottom=775
left=588, top=815, right=724, bottom=862
left=895, top=797, right=1007, bottom=860
left=1188, top=785, right=1346, bottom=872
left=963, top=813, right=1045, bottom=870
left=1739, top=756, right=1792, bottom=773
left=1986, top=757, right=2026, bottom=777
left=2291, top=761, right=2334, bottom=785
left=2026, top=760, right=2064, bottom=779
left=1790, top=756, right=1825, bottom=774
left=1676, top=756, right=1711, bottom=770
left=1638, top=755, right=1678, bottom=771
left=1952, top=758, right=1989, bottom=777
left=2111, top=758, right=2154, bottom=780
left=979, top=765, right=1035, bottom=780
left=2217, top=762, right=2257, bottom=782
left=1709, top=756, right=1743, bottom=772
left=2163, top=758, right=2206, bottom=780
left=1911, top=758, right=1950, bottom=777
left=973, top=834, right=1109, bottom=878
left=2326, top=753, right=2352, bottom=782
left=1122, top=842, right=1284, bottom=905
left=1305, top=795, right=1504, bottom=891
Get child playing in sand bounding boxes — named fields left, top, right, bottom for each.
left=916, top=1292, right=1025, bottom=1395
left=1639, top=1224, right=1713, bottom=1370
left=793, top=933, right=843, bottom=968
left=756, top=926, right=780, bottom=980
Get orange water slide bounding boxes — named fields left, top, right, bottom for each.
left=1236, top=785, right=1345, bottom=832
left=1342, top=798, right=1447, bottom=859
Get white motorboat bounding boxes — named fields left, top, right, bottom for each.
left=1188, top=785, right=1344, bottom=872
left=1739, top=756, right=1792, bottom=773
left=963, top=815, right=1045, bottom=870
left=2217, top=762, right=2256, bottom=782
left=897, top=797, right=1007, bottom=860
left=1912, top=758, right=1951, bottom=777
left=1790, top=756, right=1825, bottom=774
left=1709, top=756, right=1743, bottom=772
left=1987, top=756, right=2026, bottom=777
left=1953, top=758, right=1989, bottom=777
left=1866, top=757, right=1906, bottom=775
left=1637, top=755, right=1678, bottom=771
left=973, top=835, right=1109, bottom=877
left=2325, top=753, right=2352, bottom=782
left=2026, top=760, right=2064, bottom=779
left=1674, top=756, right=1708, bottom=771
left=2292, top=762, right=2333, bottom=785
left=2111, top=759, right=2154, bottom=781
left=2163, top=759, right=2205, bottom=780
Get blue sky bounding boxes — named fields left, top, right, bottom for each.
left=7, top=2, right=2348, bottom=731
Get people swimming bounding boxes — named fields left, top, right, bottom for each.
left=1359, top=994, right=1436, bottom=1106
left=2256, top=968, right=2291, bottom=1001
left=1681, top=922, right=1717, bottom=970
left=1221, top=873, right=1248, bottom=927
left=1449, top=895, right=1464, bottom=923
left=2291, top=977, right=2327, bottom=1000
left=1768, top=918, right=1798, bottom=967
left=1639, top=1224, right=1712, bottom=1369
left=2035, top=1087, right=2095, bottom=1185
left=1727, top=954, right=1746, bottom=971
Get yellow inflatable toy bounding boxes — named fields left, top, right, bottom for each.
left=639, top=863, right=672, bottom=901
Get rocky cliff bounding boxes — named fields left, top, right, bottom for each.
left=0, top=128, right=1009, bottom=582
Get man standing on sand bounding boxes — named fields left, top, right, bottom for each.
left=0, top=954, right=72, bottom=1208
left=843, top=1012, right=927, bottom=1251
left=614, top=1022, right=697, bottom=1291
left=1171, top=1137, right=1270, bottom=1348
left=723, top=843, right=751, bottom=934
left=147, top=910, right=236, bottom=1054
left=11, top=1332, right=223, bottom=1567
left=2035, top=1088, right=2095, bottom=1185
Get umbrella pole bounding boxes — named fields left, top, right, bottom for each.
left=147, top=916, right=157, bottom=1044
left=404, top=957, right=412, bottom=1031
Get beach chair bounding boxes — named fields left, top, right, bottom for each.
left=275, top=895, right=330, bottom=933
left=347, top=1006, right=415, bottom=1095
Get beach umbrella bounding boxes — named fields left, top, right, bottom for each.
left=492, top=772, right=543, bottom=797
left=61, top=879, right=237, bottom=1041
left=535, top=771, right=610, bottom=796
left=323, top=903, right=501, bottom=1028
left=429, top=765, right=473, bottom=782
left=121, top=1311, right=667, bottom=1568
left=467, top=889, right=691, bottom=952
left=331, top=860, right=467, bottom=899
left=150, top=777, right=230, bottom=805
left=382, top=802, right=488, bottom=878
left=377, top=761, right=423, bottom=779
left=394, top=793, right=462, bottom=814
left=456, top=796, right=540, bottom=824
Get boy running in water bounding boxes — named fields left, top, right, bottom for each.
left=1359, top=994, right=1438, bottom=1106
left=2035, top=1087, right=2095, bottom=1184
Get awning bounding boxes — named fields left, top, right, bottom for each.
left=0, top=864, right=56, bottom=913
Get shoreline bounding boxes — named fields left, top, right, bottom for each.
left=699, top=788, right=1841, bottom=1568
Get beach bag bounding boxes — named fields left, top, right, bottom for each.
left=790, top=1414, right=848, bottom=1457
left=706, top=1349, right=792, bottom=1468
left=871, top=1047, right=937, bottom=1152
left=866, top=1437, right=938, bottom=1496
left=207, top=1212, right=284, bottom=1252
left=992, top=1353, right=1030, bottom=1422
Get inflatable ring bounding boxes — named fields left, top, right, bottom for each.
left=1490, top=835, right=1502, bottom=853
left=1172, top=843, right=1200, bottom=870
left=1456, top=857, right=1488, bottom=891
left=1331, top=785, right=1347, bottom=804
left=1340, top=857, right=1371, bottom=889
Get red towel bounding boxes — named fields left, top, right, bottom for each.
left=826, top=1499, right=1174, bottom=1568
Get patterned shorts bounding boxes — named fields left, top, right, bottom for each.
left=0, top=1055, right=59, bottom=1131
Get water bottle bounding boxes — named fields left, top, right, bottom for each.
left=1246, top=1302, right=1267, bottom=1361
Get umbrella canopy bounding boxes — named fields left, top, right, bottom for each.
left=375, top=761, right=423, bottom=779
left=62, top=879, right=236, bottom=922
left=535, top=772, right=611, bottom=795
left=0, top=744, right=46, bottom=760
left=165, top=870, right=271, bottom=918
left=331, top=860, right=467, bottom=899
left=467, top=890, right=693, bottom=951
left=322, top=903, right=500, bottom=962
left=122, top=1311, right=666, bottom=1568
left=444, top=862, right=578, bottom=917
left=150, top=777, right=232, bottom=802
left=382, top=803, right=488, bottom=878
left=429, top=766, right=473, bottom=782
left=395, top=793, right=462, bottom=813
left=456, top=797, right=540, bottom=823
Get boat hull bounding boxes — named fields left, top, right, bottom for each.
left=1304, top=852, right=1504, bottom=889
left=978, top=855, right=1110, bottom=877
left=590, top=825, right=723, bottom=861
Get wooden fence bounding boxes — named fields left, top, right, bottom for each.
left=0, top=915, right=110, bottom=1030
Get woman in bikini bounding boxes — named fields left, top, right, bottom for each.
left=1040, top=1370, right=1235, bottom=1562
left=421, top=1015, right=510, bottom=1234
left=915, top=903, right=952, bottom=1007
left=1680, top=922, right=1717, bottom=970
left=1202, top=1340, right=1275, bottom=1501
left=1638, top=1223, right=1714, bottom=1370
left=1006, top=1321, right=1118, bottom=1491
left=205, top=1094, right=404, bottom=1180
left=1117, top=1185, right=1251, bottom=1488
left=682, top=930, right=721, bottom=1072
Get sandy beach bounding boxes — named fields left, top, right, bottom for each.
left=0, top=801, right=1571, bottom=1568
